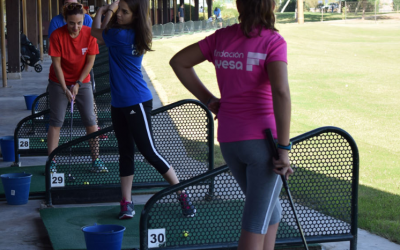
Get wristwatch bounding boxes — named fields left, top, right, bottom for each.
left=277, top=142, right=292, bottom=150
left=76, top=80, right=83, bottom=87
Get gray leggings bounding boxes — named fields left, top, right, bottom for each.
left=220, top=139, right=282, bottom=234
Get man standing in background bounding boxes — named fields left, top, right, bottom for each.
left=178, top=4, right=184, bottom=23
left=48, top=0, right=93, bottom=39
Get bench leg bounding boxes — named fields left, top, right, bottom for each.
left=350, top=237, right=357, bottom=250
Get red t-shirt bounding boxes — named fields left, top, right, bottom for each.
left=48, top=25, right=99, bottom=85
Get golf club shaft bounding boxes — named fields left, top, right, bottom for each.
left=265, top=129, right=309, bottom=250
left=68, top=85, right=74, bottom=179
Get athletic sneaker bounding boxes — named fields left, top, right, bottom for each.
left=90, top=158, right=108, bottom=173
left=50, top=160, right=57, bottom=174
left=178, top=191, right=196, bottom=218
left=119, top=198, right=135, bottom=219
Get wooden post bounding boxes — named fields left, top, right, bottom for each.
left=6, top=0, right=21, bottom=77
left=1, top=0, right=7, bottom=87
left=38, top=0, right=43, bottom=61
left=173, top=0, right=176, bottom=23
left=297, top=0, right=304, bottom=24
left=22, top=0, right=28, bottom=35
left=27, top=0, right=38, bottom=47
left=56, top=0, right=59, bottom=15
left=155, top=0, right=158, bottom=24
left=49, top=0, right=52, bottom=20
left=22, top=0, right=28, bottom=71
left=203, top=0, right=204, bottom=19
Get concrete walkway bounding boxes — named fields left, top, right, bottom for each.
left=1, top=57, right=399, bottom=250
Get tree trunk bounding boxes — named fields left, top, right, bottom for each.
left=281, top=0, right=291, bottom=13
left=362, top=0, right=366, bottom=20
left=355, top=0, right=362, bottom=14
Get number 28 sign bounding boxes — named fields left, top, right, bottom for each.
left=18, top=138, right=30, bottom=149
left=148, top=228, right=166, bottom=248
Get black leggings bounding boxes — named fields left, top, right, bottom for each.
left=111, top=100, right=170, bottom=177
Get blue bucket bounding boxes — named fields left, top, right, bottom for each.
left=82, top=224, right=126, bottom=250
left=0, top=136, right=16, bottom=162
left=24, top=95, right=39, bottom=110
left=0, top=172, right=32, bottom=205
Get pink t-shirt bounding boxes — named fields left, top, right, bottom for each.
left=198, top=24, right=287, bottom=142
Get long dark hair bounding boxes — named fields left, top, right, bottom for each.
left=237, top=0, right=278, bottom=38
left=105, top=0, right=153, bottom=56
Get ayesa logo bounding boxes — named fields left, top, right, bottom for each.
left=215, top=60, right=243, bottom=70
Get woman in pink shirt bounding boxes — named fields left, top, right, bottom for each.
left=170, top=0, right=292, bottom=249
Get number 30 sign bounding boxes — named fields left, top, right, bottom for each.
left=148, top=228, right=166, bottom=248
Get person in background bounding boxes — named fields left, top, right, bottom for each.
left=49, top=0, right=97, bottom=93
left=213, top=7, right=222, bottom=27
left=48, top=0, right=103, bottom=138
left=48, top=0, right=93, bottom=39
left=178, top=3, right=185, bottom=23
left=170, top=0, right=293, bottom=248
left=47, top=2, right=105, bottom=173
left=214, top=7, right=222, bottom=20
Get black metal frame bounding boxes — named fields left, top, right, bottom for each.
left=140, top=126, right=359, bottom=250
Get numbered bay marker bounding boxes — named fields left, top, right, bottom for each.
left=18, top=138, right=30, bottom=149
left=148, top=228, right=166, bottom=248
left=51, top=173, right=65, bottom=187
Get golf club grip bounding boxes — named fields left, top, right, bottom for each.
left=265, top=129, right=309, bottom=250
left=70, top=85, right=74, bottom=113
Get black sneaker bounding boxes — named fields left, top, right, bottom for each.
left=118, top=198, right=135, bottom=219
left=178, top=192, right=196, bottom=218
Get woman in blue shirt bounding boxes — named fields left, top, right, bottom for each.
left=91, top=0, right=196, bottom=220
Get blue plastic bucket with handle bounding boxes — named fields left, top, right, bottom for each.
left=0, top=172, right=32, bottom=205
left=82, top=224, right=126, bottom=250
left=0, top=136, right=16, bottom=162
left=24, top=94, right=39, bottom=110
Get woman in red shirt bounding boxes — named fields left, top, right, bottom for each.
left=47, top=3, right=103, bottom=173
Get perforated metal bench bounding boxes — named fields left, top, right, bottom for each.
left=139, top=126, right=359, bottom=250
left=44, top=99, right=215, bottom=205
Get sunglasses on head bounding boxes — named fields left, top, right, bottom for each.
left=65, top=3, right=83, bottom=10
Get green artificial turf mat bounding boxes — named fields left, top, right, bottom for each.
left=0, top=165, right=45, bottom=196
left=40, top=205, right=143, bottom=250
left=40, top=201, right=305, bottom=250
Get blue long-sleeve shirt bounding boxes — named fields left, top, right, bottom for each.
left=48, top=13, right=93, bottom=39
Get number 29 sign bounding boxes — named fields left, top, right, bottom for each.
left=51, top=173, right=65, bottom=187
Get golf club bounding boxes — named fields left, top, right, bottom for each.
left=67, top=85, right=75, bottom=182
left=265, top=129, right=309, bottom=250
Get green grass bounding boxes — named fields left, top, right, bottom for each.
left=143, top=21, right=400, bottom=243
left=276, top=11, right=380, bottom=23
